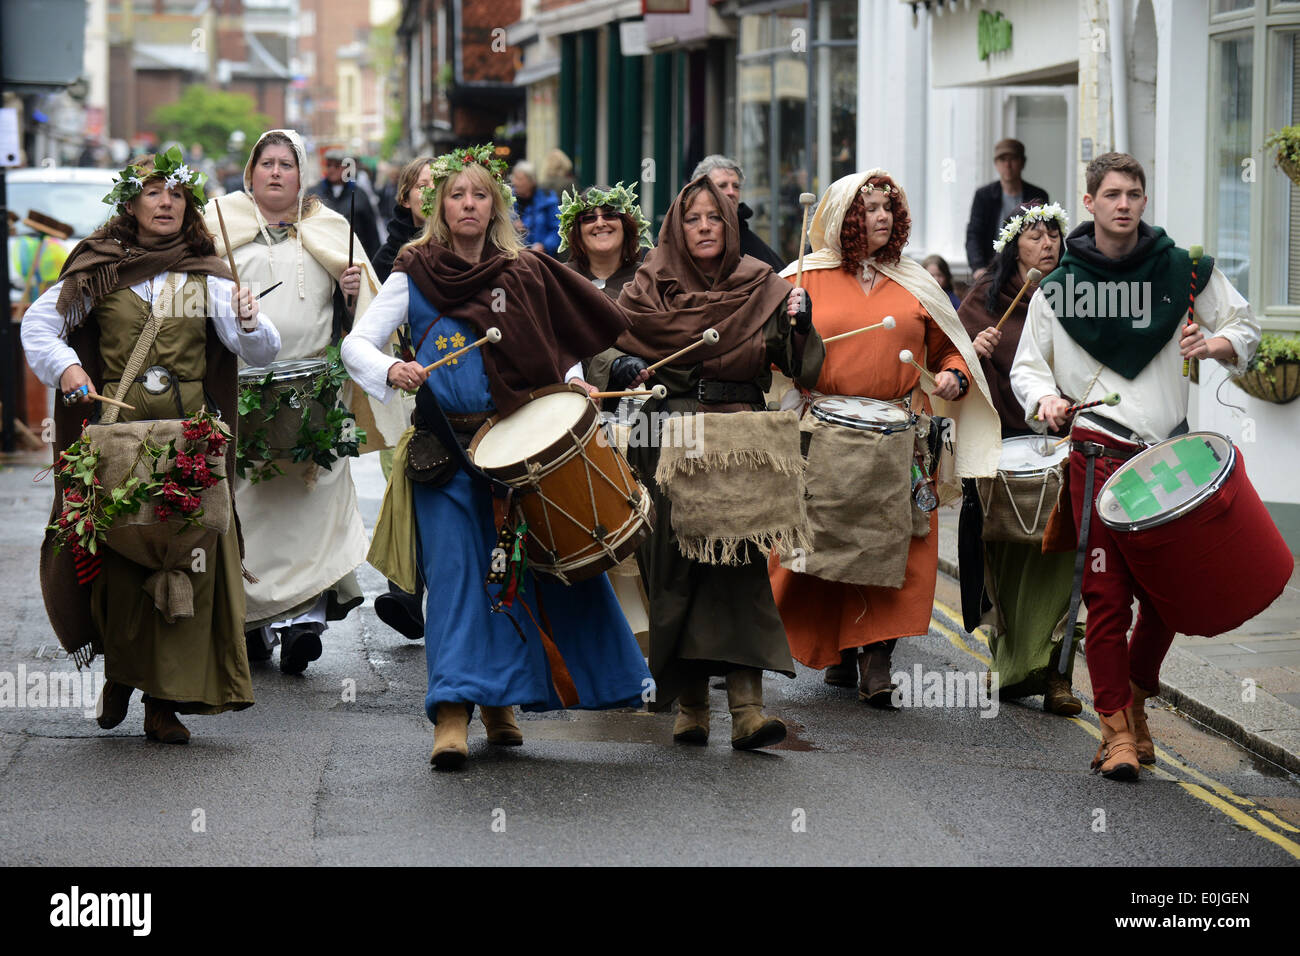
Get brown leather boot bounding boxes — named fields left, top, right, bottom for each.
left=480, top=705, right=523, bottom=746
left=96, top=680, right=134, bottom=730
left=858, top=640, right=899, bottom=709
left=1128, top=680, right=1157, bottom=765
left=725, top=668, right=786, bottom=750
left=1043, top=672, right=1083, bottom=717
left=1091, top=709, right=1140, bottom=780
left=431, top=702, right=470, bottom=770
left=143, top=698, right=190, bottom=745
left=824, top=648, right=859, bottom=688
left=672, top=678, right=710, bottom=745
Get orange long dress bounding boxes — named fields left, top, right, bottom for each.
left=768, top=268, right=971, bottom=669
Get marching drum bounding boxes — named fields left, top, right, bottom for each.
left=469, top=383, right=653, bottom=583
left=978, top=435, right=1070, bottom=544
left=1096, top=432, right=1293, bottom=637
left=779, top=395, right=918, bottom=587
left=238, top=359, right=331, bottom=459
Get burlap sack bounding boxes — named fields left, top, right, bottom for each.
left=656, top=410, right=810, bottom=566
left=779, top=413, right=913, bottom=588
left=83, top=418, right=232, bottom=620
left=977, top=464, right=1063, bottom=544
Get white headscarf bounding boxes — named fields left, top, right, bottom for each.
left=782, top=169, right=1001, bottom=486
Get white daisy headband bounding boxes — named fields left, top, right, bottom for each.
left=992, top=201, right=1069, bottom=254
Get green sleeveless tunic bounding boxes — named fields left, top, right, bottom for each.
left=88, top=278, right=254, bottom=714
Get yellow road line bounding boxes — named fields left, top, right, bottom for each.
left=1254, top=809, right=1300, bottom=834
left=1068, top=717, right=1179, bottom=781
left=929, top=614, right=990, bottom=668
left=1177, top=783, right=1300, bottom=861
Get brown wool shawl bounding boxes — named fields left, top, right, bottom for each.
left=394, top=241, right=632, bottom=416
left=55, top=221, right=232, bottom=329
left=616, top=177, right=789, bottom=372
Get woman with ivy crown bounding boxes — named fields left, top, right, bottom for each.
left=341, top=144, right=652, bottom=771
left=204, top=129, right=402, bottom=675
left=21, top=147, right=281, bottom=743
left=956, top=201, right=1083, bottom=715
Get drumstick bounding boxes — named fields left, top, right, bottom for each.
left=213, top=198, right=239, bottom=287
left=423, top=327, right=502, bottom=373
left=255, top=280, right=282, bottom=300
left=790, top=191, right=817, bottom=326
left=645, top=329, right=721, bottom=374
left=823, top=315, right=895, bottom=344
left=898, top=349, right=936, bottom=390
left=589, top=384, right=668, bottom=400
left=345, top=188, right=356, bottom=310
left=1035, top=391, right=1121, bottom=421
left=1183, top=244, right=1203, bottom=377
left=88, top=393, right=136, bottom=412
left=994, top=267, right=1042, bottom=331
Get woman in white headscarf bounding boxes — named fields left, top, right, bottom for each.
left=768, top=169, right=1000, bottom=706
left=204, top=129, right=406, bottom=674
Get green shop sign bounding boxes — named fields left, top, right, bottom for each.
left=978, top=10, right=1013, bottom=61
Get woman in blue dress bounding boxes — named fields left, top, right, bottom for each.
left=341, top=145, right=652, bottom=770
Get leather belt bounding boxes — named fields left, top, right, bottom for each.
left=444, top=410, right=490, bottom=433
left=1070, top=440, right=1139, bottom=462
left=695, top=380, right=764, bottom=405
left=1079, top=411, right=1188, bottom=444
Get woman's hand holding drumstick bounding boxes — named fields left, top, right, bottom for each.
left=994, top=267, right=1042, bottom=331
left=899, top=349, right=961, bottom=401
left=790, top=192, right=817, bottom=326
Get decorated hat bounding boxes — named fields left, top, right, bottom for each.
left=993, top=201, right=1069, bottom=254
left=556, top=182, right=653, bottom=255
left=420, top=143, right=514, bottom=219
left=103, top=144, right=208, bottom=214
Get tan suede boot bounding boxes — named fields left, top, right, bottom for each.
left=726, top=668, right=786, bottom=750
left=431, top=702, right=470, bottom=770
left=1128, top=680, right=1157, bottom=765
left=824, top=648, right=859, bottom=688
left=143, top=698, right=190, bottom=745
left=1044, top=672, right=1083, bottom=717
left=1091, top=709, right=1140, bottom=781
left=672, top=678, right=710, bottom=745
left=481, top=705, right=523, bottom=747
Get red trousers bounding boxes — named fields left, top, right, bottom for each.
left=1067, top=427, right=1177, bottom=716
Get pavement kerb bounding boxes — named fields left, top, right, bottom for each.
left=936, top=551, right=1300, bottom=776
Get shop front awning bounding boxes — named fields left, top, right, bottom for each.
left=903, top=0, right=1079, bottom=88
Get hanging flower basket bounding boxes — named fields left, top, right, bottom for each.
left=1264, top=126, right=1300, bottom=187
left=1232, top=362, right=1300, bottom=404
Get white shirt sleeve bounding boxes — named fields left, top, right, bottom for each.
left=19, top=280, right=84, bottom=388
left=564, top=360, right=583, bottom=383
left=1009, top=288, right=1061, bottom=434
left=206, top=275, right=281, bottom=367
left=1193, top=267, right=1258, bottom=377
left=340, top=271, right=408, bottom=403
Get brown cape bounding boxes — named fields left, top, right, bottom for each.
left=394, top=243, right=632, bottom=416
left=957, top=272, right=1035, bottom=437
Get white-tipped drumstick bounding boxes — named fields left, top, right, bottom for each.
left=645, top=328, right=721, bottom=375
left=994, top=267, right=1043, bottom=331
left=823, top=315, right=895, bottom=345
left=790, top=191, right=818, bottom=326
left=899, top=349, right=936, bottom=390
left=589, top=384, right=669, bottom=400
left=424, top=327, right=502, bottom=373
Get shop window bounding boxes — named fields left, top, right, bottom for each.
left=1213, top=0, right=1254, bottom=12
left=1265, top=31, right=1300, bottom=306
left=1210, top=33, right=1252, bottom=296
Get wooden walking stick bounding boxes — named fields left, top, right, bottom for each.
left=994, top=267, right=1042, bottom=331
left=423, top=327, right=502, bottom=373
left=645, top=329, right=721, bottom=375
left=790, top=191, right=817, bottom=326
left=1183, top=244, right=1204, bottom=377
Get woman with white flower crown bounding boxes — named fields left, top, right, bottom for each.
left=956, top=202, right=1082, bottom=715
left=203, top=129, right=404, bottom=675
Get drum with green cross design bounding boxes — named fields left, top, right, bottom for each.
left=1097, top=433, right=1234, bottom=533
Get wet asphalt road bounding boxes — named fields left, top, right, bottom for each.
left=1, top=452, right=1297, bottom=866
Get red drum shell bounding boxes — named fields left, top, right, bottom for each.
left=1105, top=447, right=1292, bottom=637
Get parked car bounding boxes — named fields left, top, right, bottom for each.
left=8, top=167, right=116, bottom=305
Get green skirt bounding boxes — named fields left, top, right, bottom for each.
left=984, top=541, right=1078, bottom=699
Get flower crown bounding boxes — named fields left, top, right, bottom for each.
left=103, top=144, right=208, bottom=213
left=860, top=182, right=894, bottom=196
left=556, top=182, right=653, bottom=255
left=420, top=143, right=514, bottom=219
left=993, top=201, right=1069, bottom=254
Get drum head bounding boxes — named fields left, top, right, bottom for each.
left=810, top=395, right=913, bottom=433
left=999, top=435, right=1070, bottom=475
left=1097, top=432, right=1235, bottom=532
left=239, top=359, right=327, bottom=384
left=474, top=387, right=592, bottom=469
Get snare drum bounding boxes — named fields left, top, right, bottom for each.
left=779, top=395, right=918, bottom=587
left=469, top=383, right=653, bottom=583
left=978, top=435, right=1069, bottom=544
left=1096, top=432, right=1293, bottom=637
left=237, top=359, right=331, bottom=459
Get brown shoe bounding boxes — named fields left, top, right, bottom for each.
left=431, top=702, right=470, bottom=770
left=1043, top=672, right=1083, bottom=717
left=1091, top=709, right=1140, bottom=781
left=858, top=641, right=899, bottom=709
left=480, top=705, right=523, bottom=747
left=96, top=680, right=134, bottom=730
left=1128, top=680, right=1157, bottom=765
left=143, top=699, right=190, bottom=745
left=725, top=668, right=786, bottom=750
left=672, top=678, right=710, bottom=745
left=824, top=648, right=859, bottom=688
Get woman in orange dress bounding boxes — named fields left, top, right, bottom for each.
left=769, top=169, right=1000, bottom=706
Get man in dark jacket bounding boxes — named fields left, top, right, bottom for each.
left=965, top=138, right=1049, bottom=278
left=311, top=148, right=382, bottom=262
left=691, top=155, right=786, bottom=271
